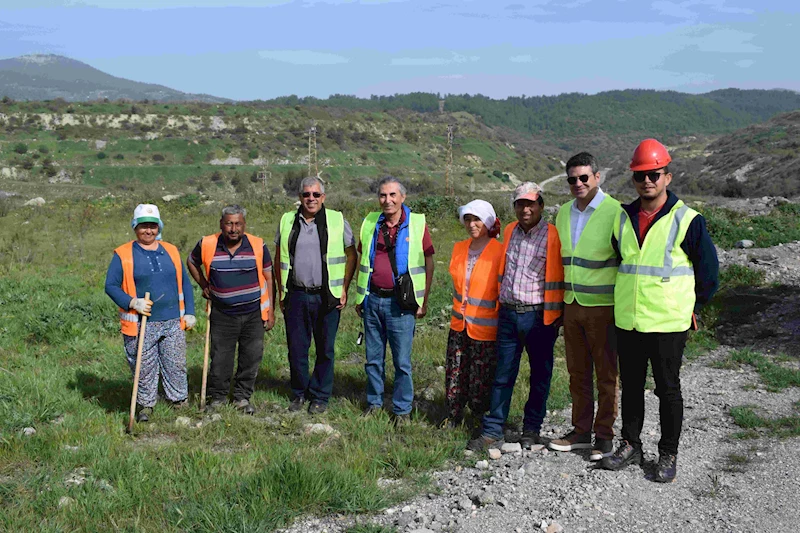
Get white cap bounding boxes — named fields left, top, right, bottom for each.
left=131, top=204, right=163, bottom=239
left=458, top=199, right=497, bottom=230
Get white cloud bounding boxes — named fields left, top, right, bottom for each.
left=736, top=59, right=755, bottom=67
left=391, top=52, right=479, bottom=66
left=509, top=54, right=533, bottom=63
left=258, top=50, right=349, bottom=64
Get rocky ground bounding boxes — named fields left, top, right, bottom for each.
left=280, top=239, right=800, bottom=533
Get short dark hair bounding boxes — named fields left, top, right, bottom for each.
left=565, top=152, right=598, bottom=175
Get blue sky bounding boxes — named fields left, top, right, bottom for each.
left=1, top=0, right=798, bottom=100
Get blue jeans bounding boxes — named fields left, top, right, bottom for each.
left=363, top=296, right=416, bottom=415
left=482, top=306, right=558, bottom=438
left=285, top=290, right=341, bottom=403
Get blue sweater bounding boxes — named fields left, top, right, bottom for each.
left=105, top=242, right=196, bottom=322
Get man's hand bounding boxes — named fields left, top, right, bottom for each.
left=551, top=316, right=564, bottom=330
left=184, top=314, right=197, bottom=330
left=279, top=298, right=285, bottom=315
left=355, top=303, right=363, bottom=318
left=264, top=315, right=276, bottom=332
left=201, top=284, right=211, bottom=300
left=130, top=297, right=153, bottom=316
left=415, top=304, right=427, bottom=319
left=337, top=291, right=347, bottom=310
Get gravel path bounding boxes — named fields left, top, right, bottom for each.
left=281, top=240, right=800, bottom=533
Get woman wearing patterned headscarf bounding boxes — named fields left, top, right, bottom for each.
left=445, top=199, right=503, bottom=428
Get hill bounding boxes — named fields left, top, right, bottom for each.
left=0, top=54, right=227, bottom=103
left=0, top=99, right=561, bottom=199
left=680, top=110, right=800, bottom=198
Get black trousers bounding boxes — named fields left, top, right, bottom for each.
left=208, top=307, right=264, bottom=402
left=617, top=328, right=688, bottom=456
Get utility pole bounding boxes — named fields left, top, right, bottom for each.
left=445, top=125, right=454, bottom=196
left=308, top=122, right=319, bottom=177
left=257, top=161, right=271, bottom=194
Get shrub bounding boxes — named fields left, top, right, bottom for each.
left=113, top=153, right=125, bottom=160
left=97, top=152, right=107, bottom=160
left=13, top=143, right=27, bottom=154
left=38, top=145, right=49, bottom=154
left=152, top=153, right=165, bottom=162
left=248, top=149, right=259, bottom=159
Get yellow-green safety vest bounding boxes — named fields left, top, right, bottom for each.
left=555, top=195, right=621, bottom=307
left=356, top=211, right=426, bottom=307
left=278, top=209, right=346, bottom=300
left=613, top=200, right=698, bottom=333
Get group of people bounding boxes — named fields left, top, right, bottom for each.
left=105, top=138, right=718, bottom=484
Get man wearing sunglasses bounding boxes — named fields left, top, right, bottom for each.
left=550, top=152, right=621, bottom=462
left=602, top=139, right=718, bottom=483
left=275, top=176, right=358, bottom=414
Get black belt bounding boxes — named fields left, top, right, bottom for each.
left=370, top=285, right=395, bottom=298
left=289, top=284, right=323, bottom=294
left=501, top=302, right=543, bottom=313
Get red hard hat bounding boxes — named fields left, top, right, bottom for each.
left=630, top=139, right=672, bottom=171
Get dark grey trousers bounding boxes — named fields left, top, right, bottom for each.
left=208, top=307, right=264, bottom=402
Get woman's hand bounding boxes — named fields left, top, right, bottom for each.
left=129, top=297, right=153, bottom=316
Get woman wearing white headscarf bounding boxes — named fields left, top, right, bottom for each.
left=104, top=204, right=196, bottom=422
left=445, top=200, right=503, bottom=427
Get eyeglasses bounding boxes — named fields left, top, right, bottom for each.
left=566, top=174, right=591, bottom=185
left=632, top=171, right=664, bottom=183
left=302, top=192, right=323, bottom=198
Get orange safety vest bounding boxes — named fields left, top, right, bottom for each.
left=200, top=233, right=272, bottom=322
left=450, top=238, right=504, bottom=341
left=500, top=221, right=564, bottom=325
left=115, top=241, right=186, bottom=336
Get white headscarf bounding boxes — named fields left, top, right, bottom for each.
left=458, top=199, right=497, bottom=231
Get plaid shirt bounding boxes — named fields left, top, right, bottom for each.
left=500, top=218, right=549, bottom=305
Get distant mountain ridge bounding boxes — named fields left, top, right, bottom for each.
left=0, top=54, right=228, bottom=103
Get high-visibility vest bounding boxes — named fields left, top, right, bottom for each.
left=356, top=211, right=426, bottom=307
left=277, top=209, right=346, bottom=300
left=613, top=201, right=698, bottom=333
left=114, top=241, right=186, bottom=336
left=200, top=233, right=272, bottom=322
left=450, top=238, right=503, bottom=341
left=500, top=221, right=564, bottom=326
left=555, top=195, right=621, bottom=307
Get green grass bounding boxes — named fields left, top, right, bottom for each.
left=713, top=348, right=800, bottom=391
left=702, top=203, right=800, bottom=249
left=730, top=404, right=800, bottom=439
left=0, top=197, right=573, bottom=531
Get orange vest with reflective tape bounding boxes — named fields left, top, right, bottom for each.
left=500, top=221, right=564, bottom=325
left=114, top=241, right=186, bottom=336
left=450, top=238, right=504, bottom=341
left=200, top=233, right=272, bottom=322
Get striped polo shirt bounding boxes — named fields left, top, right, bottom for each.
left=190, top=235, right=272, bottom=316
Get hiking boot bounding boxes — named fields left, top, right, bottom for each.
left=548, top=429, right=592, bottom=451
left=233, top=399, right=255, bottom=415
left=654, top=454, right=678, bottom=483
left=207, top=398, right=228, bottom=412
left=466, top=434, right=503, bottom=452
left=171, top=399, right=189, bottom=410
left=601, top=440, right=643, bottom=471
left=362, top=404, right=382, bottom=417
left=519, top=430, right=543, bottom=449
left=135, top=406, right=152, bottom=423
left=308, top=401, right=327, bottom=415
left=394, top=413, right=411, bottom=427
left=288, top=396, right=307, bottom=412
left=589, top=438, right=614, bottom=461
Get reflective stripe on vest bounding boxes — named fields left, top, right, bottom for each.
left=278, top=209, right=346, bottom=300
left=356, top=210, right=426, bottom=307
left=500, top=222, right=564, bottom=325
left=114, top=241, right=186, bottom=336
left=555, top=195, right=621, bottom=307
left=200, top=233, right=271, bottom=322
left=613, top=202, right=698, bottom=333
left=449, top=238, right=503, bottom=341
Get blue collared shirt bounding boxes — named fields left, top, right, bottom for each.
left=570, top=188, right=606, bottom=250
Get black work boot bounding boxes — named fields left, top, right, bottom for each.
left=601, top=440, right=642, bottom=471
left=519, top=430, right=543, bottom=449
left=654, top=454, right=678, bottom=483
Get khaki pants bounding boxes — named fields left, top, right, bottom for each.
left=563, top=302, right=618, bottom=440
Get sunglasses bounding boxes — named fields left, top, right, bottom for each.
left=567, top=174, right=591, bottom=185
left=302, top=192, right=323, bottom=198
left=632, top=171, right=664, bottom=183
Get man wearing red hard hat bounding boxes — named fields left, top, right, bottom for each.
left=601, top=139, right=718, bottom=482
